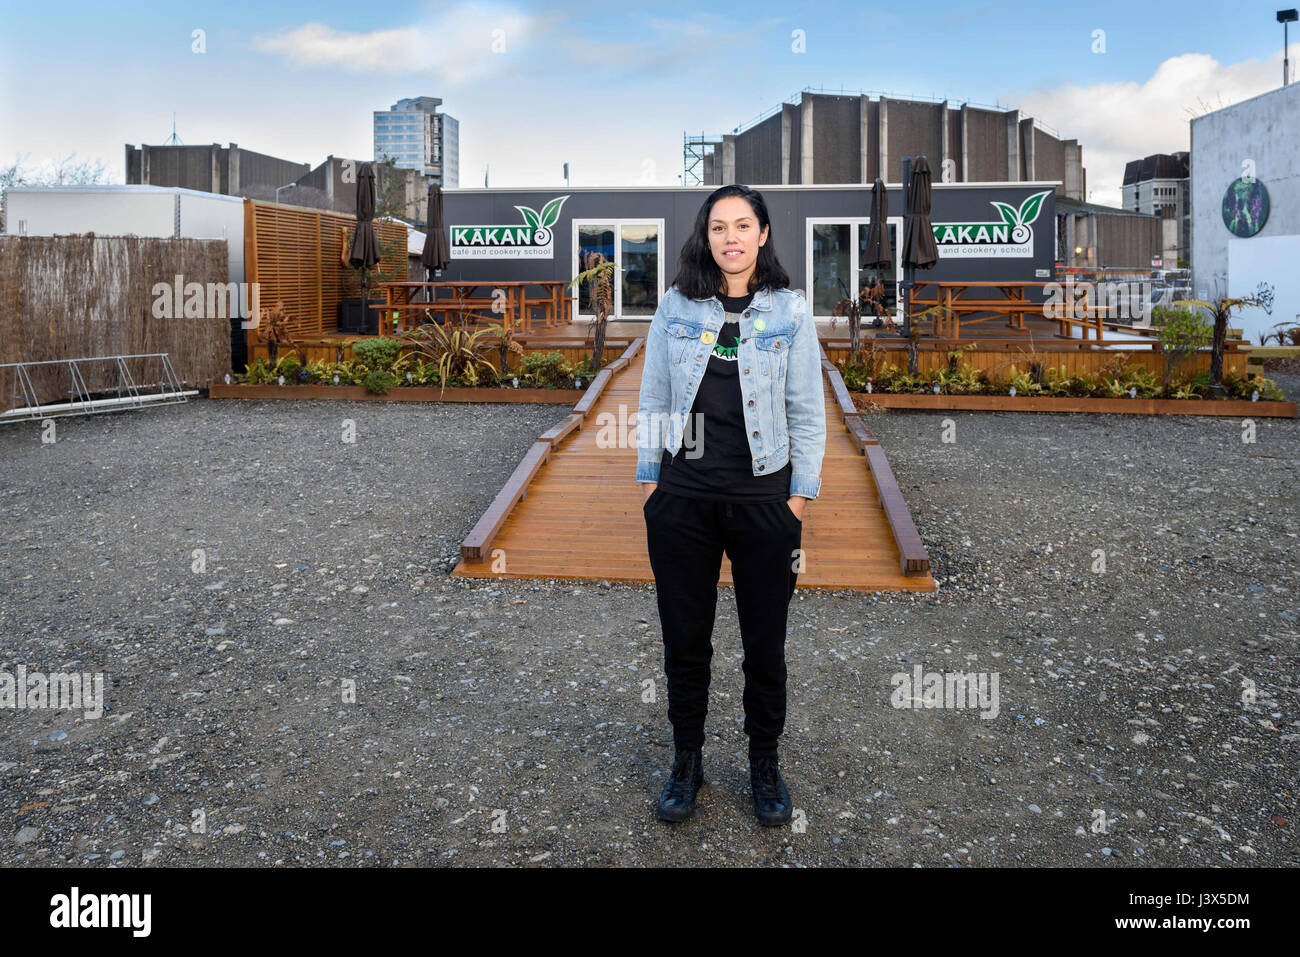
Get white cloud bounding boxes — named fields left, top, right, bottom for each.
left=1010, top=45, right=1296, bottom=207
left=251, top=6, right=545, bottom=83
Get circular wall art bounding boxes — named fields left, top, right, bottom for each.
left=1221, top=177, right=1269, bottom=237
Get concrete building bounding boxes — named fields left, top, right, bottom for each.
left=1122, top=152, right=1190, bottom=267
left=688, top=89, right=1086, bottom=199
left=124, top=142, right=430, bottom=223
left=277, top=156, right=428, bottom=222
left=1191, top=80, right=1300, bottom=343
left=125, top=142, right=310, bottom=200
left=1056, top=197, right=1165, bottom=271
left=373, top=96, right=459, bottom=187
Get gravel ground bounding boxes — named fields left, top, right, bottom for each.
left=1, top=385, right=1296, bottom=868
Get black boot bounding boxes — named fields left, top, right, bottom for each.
left=749, top=754, right=792, bottom=826
left=656, top=746, right=704, bottom=822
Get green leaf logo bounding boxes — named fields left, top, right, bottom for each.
left=514, top=195, right=569, bottom=231
left=1016, top=190, right=1050, bottom=226
left=539, top=195, right=568, bottom=227
left=514, top=205, right=541, bottom=229
left=990, top=202, right=1019, bottom=227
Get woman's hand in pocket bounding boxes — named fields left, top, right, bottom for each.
left=642, top=482, right=658, bottom=504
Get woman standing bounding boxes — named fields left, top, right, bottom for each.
left=636, top=185, right=826, bottom=825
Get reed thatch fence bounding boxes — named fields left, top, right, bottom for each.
left=0, top=234, right=230, bottom=409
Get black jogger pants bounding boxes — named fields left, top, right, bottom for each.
left=642, top=486, right=802, bottom=760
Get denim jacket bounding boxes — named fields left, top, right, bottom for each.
left=635, top=284, right=826, bottom=499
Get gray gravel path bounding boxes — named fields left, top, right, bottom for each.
left=1, top=391, right=1296, bottom=867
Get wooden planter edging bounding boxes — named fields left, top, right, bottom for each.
left=854, top=393, right=1297, bottom=418
left=821, top=343, right=929, bottom=576
left=207, top=383, right=584, bottom=403
left=460, top=337, right=647, bottom=565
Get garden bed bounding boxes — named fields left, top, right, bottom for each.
left=853, top=392, right=1296, bottom=417
left=208, top=384, right=583, bottom=403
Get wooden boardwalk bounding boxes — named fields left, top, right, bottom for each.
left=453, top=338, right=935, bottom=592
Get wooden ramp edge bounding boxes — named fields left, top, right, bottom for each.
left=453, top=336, right=936, bottom=592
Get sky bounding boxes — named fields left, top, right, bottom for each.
left=0, top=0, right=1295, bottom=206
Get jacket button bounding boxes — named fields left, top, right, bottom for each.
left=743, top=368, right=750, bottom=374
left=747, top=399, right=754, bottom=406
left=758, top=464, right=764, bottom=471
left=752, top=430, right=759, bottom=438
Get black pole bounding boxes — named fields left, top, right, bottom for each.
left=901, top=156, right=914, bottom=339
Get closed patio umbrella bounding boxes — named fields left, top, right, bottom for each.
left=900, top=156, right=939, bottom=337
left=861, top=177, right=893, bottom=332
left=863, top=177, right=892, bottom=271
left=419, top=183, right=451, bottom=322
left=349, top=162, right=381, bottom=322
left=420, top=183, right=450, bottom=276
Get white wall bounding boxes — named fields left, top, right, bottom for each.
left=1229, top=234, right=1300, bottom=344
left=3, top=187, right=246, bottom=283
left=180, top=193, right=245, bottom=283
left=6, top=189, right=176, bottom=238
left=1191, top=83, right=1300, bottom=321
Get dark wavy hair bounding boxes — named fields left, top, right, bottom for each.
left=670, top=184, right=790, bottom=300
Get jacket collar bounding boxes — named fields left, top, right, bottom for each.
left=686, top=284, right=774, bottom=311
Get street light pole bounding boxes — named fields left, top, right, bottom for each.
left=1279, top=10, right=1298, bottom=85
left=275, top=182, right=296, bottom=205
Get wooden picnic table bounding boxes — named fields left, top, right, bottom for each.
left=375, top=280, right=573, bottom=334
left=909, top=280, right=1107, bottom=341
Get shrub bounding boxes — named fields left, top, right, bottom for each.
left=273, top=355, right=303, bottom=381
left=302, top=358, right=332, bottom=384
left=1224, top=372, right=1285, bottom=401
left=1002, top=364, right=1041, bottom=395
left=411, top=360, right=441, bottom=385
left=521, top=350, right=574, bottom=389
left=329, top=359, right=369, bottom=385
left=1155, top=306, right=1210, bottom=389
left=351, top=337, right=404, bottom=370
left=362, top=369, right=398, bottom=395
left=239, top=358, right=274, bottom=385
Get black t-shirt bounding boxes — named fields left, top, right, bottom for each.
left=656, top=290, right=793, bottom=502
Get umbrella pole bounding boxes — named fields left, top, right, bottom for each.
left=901, top=156, right=913, bottom=340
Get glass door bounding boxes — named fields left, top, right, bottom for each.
left=811, top=223, right=852, bottom=317
left=573, top=219, right=664, bottom=320
left=807, top=216, right=904, bottom=325
left=858, top=221, right=900, bottom=324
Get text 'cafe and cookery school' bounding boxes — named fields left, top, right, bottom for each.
left=437, top=182, right=1059, bottom=324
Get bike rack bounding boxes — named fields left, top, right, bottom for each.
left=0, top=353, right=199, bottom=423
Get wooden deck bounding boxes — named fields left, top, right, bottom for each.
left=509, top=313, right=1143, bottom=346
left=452, top=339, right=937, bottom=592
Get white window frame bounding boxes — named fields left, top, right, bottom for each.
left=805, top=215, right=906, bottom=325
left=571, top=217, right=666, bottom=321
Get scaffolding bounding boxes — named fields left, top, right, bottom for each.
left=0, top=353, right=198, bottom=424
left=683, top=133, right=724, bottom=187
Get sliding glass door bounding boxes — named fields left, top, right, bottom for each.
left=806, top=216, right=904, bottom=324
left=572, top=219, right=664, bottom=319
